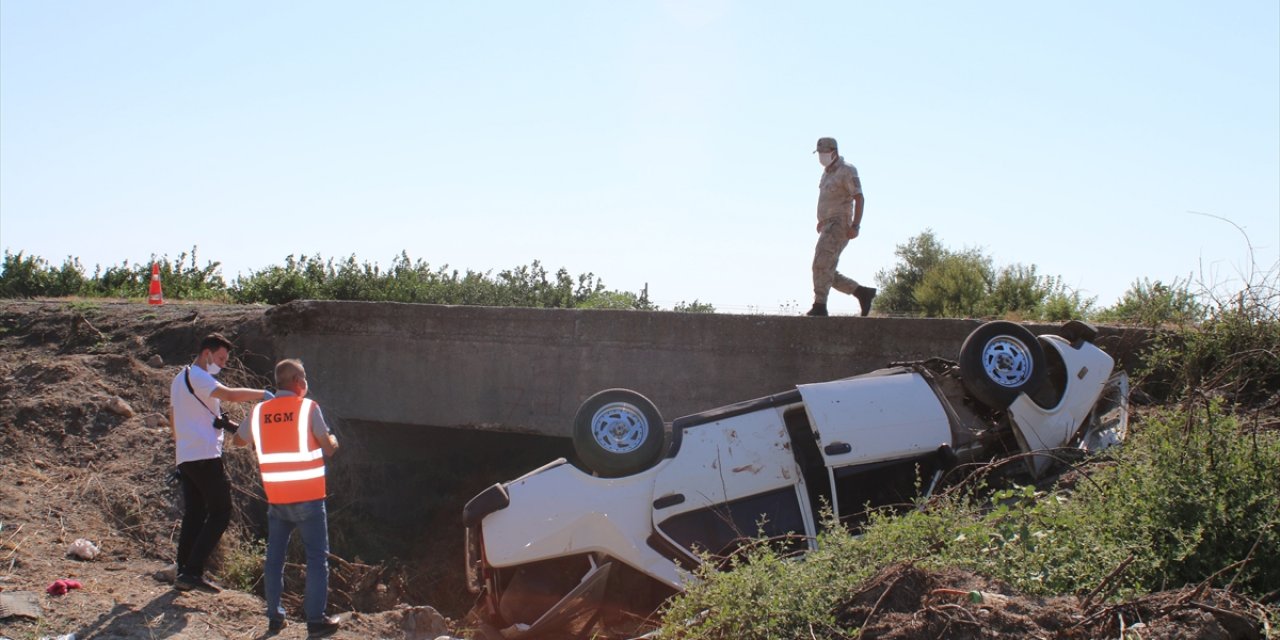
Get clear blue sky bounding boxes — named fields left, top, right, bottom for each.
left=2, top=1, right=1277, bottom=315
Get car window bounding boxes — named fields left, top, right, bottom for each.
left=656, top=486, right=808, bottom=558
left=831, top=457, right=938, bottom=530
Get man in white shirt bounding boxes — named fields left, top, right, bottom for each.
left=168, top=332, right=272, bottom=593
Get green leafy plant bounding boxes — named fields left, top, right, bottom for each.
left=913, top=251, right=992, bottom=317
left=873, top=230, right=1094, bottom=320
left=673, top=300, right=716, bottom=313
left=659, top=398, right=1280, bottom=638
left=1096, top=277, right=1205, bottom=326
left=1, top=249, right=685, bottom=310
left=219, top=536, right=266, bottom=593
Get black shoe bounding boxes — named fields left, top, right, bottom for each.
left=307, top=615, right=341, bottom=638
left=174, top=574, right=222, bottom=594
left=854, top=287, right=877, bottom=317
left=805, top=303, right=828, bottom=317
left=268, top=618, right=287, bottom=635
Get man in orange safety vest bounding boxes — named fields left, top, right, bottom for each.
left=241, top=358, right=342, bottom=638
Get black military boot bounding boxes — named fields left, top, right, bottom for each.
left=805, top=302, right=828, bottom=317
left=853, top=286, right=877, bottom=317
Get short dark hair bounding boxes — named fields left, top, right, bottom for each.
left=199, top=333, right=234, bottom=354
left=275, top=358, right=306, bottom=388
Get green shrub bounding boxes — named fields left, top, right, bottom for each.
left=1135, top=274, right=1279, bottom=404
left=1096, top=277, right=1205, bottom=326
left=1037, top=286, right=1096, bottom=321
left=0, top=252, right=87, bottom=297
left=673, top=300, right=716, bottom=313
left=659, top=403, right=1280, bottom=637
left=230, top=255, right=324, bottom=304
left=220, top=536, right=266, bottom=593
left=660, top=535, right=853, bottom=639
left=874, top=230, right=1093, bottom=320
left=874, top=230, right=950, bottom=316
left=228, top=253, right=648, bottom=309
left=1069, top=403, right=1280, bottom=596
left=984, top=264, right=1047, bottom=317
left=913, top=251, right=991, bottom=318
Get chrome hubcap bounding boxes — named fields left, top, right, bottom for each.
left=591, top=402, right=649, bottom=453
left=981, top=336, right=1034, bottom=387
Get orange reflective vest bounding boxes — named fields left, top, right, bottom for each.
left=250, top=396, right=326, bottom=504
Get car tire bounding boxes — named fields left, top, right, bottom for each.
left=959, top=321, right=1048, bottom=410
left=573, top=389, right=666, bottom=478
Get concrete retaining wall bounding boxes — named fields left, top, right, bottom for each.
left=264, top=301, right=1147, bottom=438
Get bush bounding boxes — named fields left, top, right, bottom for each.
left=1038, top=286, right=1096, bottom=322
left=229, top=253, right=644, bottom=308
left=0, top=252, right=87, bottom=298
left=1096, top=277, right=1205, bottom=326
left=1, top=248, right=228, bottom=300
left=659, top=401, right=1280, bottom=637
left=673, top=300, right=716, bottom=313
left=874, top=231, right=1092, bottom=320
left=913, top=251, right=991, bottom=317
left=230, top=255, right=325, bottom=304
left=984, top=264, right=1047, bottom=317
left=219, top=536, right=266, bottom=593
left=0, top=249, right=674, bottom=309
left=874, top=230, right=950, bottom=316
left=1070, top=403, right=1280, bottom=596
left=1135, top=271, right=1279, bottom=405
left=661, top=543, right=850, bottom=639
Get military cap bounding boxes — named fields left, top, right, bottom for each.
left=814, top=137, right=838, bottom=153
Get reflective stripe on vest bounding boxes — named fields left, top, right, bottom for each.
left=250, top=397, right=326, bottom=504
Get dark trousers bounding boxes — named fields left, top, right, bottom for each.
left=176, top=457, right=232, bottom=578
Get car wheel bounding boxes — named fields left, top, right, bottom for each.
left=573, top=389, right=666, bottom=478
left=959, top=321, right=1048, bottom=409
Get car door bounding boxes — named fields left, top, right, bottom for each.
left=650, top=404, right=815, bottom=562
left=798, top=370, right=953, bottom=522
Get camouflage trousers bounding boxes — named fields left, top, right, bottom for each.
left=812, top=218, right=860, bottom=304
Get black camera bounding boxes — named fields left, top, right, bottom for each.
left=212, top=412, right=240, bottom=435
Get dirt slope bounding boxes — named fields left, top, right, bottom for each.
left=0, top=301, right=455, bottom=640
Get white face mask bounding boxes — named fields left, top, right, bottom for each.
left=207, top=362, right=221, bottom=376
left=818, top=152, right=835, bottom=167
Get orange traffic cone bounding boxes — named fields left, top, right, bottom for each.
left=148, top=263, right=164, bottom=305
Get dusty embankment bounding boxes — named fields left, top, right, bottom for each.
left=0, top=300, right=522, bottom=640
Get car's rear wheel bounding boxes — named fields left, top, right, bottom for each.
left=573, top=389, right=665, bottom=478
left=959, top=321, right=1048, bottom=409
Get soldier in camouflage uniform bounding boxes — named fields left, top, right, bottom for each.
left=807, top=137, right=876, bottom=317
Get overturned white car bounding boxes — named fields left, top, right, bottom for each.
left=463, top=321, right=1129, bottom=636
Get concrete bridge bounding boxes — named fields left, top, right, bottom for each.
left=262, top=301, right=1147, bottom=437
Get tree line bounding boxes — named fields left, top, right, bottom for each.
left=874, top=229, right=1208, bottom=325
left=0, top=233, right=1241, bottom=325
left=0, top=249, right=715, bottom=313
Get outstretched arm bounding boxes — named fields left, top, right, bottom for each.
left=211, top=385, right=271, bottom=403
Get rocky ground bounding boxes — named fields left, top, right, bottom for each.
left=0, top=300, right=1274, bottom=640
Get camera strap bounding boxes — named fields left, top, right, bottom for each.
left=184, top=366, right=221, bottom=419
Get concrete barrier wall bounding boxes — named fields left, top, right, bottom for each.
left=265, top=301, right=1146, bottom=438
